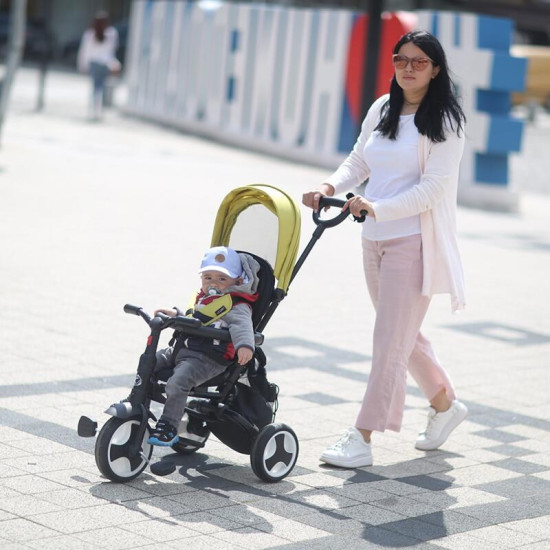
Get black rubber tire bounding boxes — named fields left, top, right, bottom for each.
left=95, top=417, right=152, bottom=483
left=250, top=423, right=299, bottom=482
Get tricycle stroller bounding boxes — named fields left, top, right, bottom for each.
left=78, top=184, right=360, bottom=483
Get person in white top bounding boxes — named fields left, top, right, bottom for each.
left=303, top=31, right=468, bottom=468
left=77, top=11, right=121, bottom=120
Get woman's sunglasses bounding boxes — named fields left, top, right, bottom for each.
left=392, top=54, right=434, bottom=71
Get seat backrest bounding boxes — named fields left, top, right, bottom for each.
left=238, top=251, right=275, bottom=329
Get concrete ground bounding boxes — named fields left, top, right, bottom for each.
left=0, top=67, right=549, bottom=549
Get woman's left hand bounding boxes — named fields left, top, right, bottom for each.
left=343, top=195, right=375, bottom=219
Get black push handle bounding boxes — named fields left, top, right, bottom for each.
left=345, top=192, right=367, bottom=223
left=312, top=194, right=367, bottom=228
left=312, top=197, right=350, bottom=228
left=123, top=304, right=152, bottom=324
left=124, top=306, right=263, bottom=345
left=124, top=303, right=143, bottom=315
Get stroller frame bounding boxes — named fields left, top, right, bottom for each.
left=78, top=186, right=356, bottom=483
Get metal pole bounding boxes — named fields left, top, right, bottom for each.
left=361, top=0, right=383, bottom=120
left=0, top=0, right=28, bottom=144
left=36, top=0, right=54, bottom=112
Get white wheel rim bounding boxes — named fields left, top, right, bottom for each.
left=262, top=430, right=297, bottom=478
left=107, top=420, right=151, bottom=478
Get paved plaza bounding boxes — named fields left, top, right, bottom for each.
left=0, top=68, right=550, bottom=549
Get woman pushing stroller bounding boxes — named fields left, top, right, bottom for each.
left=303, top=31, right=468, bottom=468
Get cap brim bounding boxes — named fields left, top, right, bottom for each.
left=198, top=266, right=239, bottom=278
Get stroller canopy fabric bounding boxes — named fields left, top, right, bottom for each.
left=211, top=184, right=301, bottom=292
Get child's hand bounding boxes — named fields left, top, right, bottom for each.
left=236, top=347, right=254, bottom=365
left=154, top=308, right=177, bottom=317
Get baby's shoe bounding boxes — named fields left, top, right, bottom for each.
left=320, top=427, right=373, bottom=468
left=148, top=419, right=179, bottom=446
left=415, top=400, right=468, bottom=451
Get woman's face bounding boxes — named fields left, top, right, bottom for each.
left=394, top=42, right=440, bottom=97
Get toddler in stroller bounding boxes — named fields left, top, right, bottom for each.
left=148, top=245, right=260, bottom=446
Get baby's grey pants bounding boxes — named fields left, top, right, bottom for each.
left=154, top=346, right=227, bottom=427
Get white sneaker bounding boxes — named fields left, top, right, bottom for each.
left=320, top=427, right=373, bottom=468
left=415, top=400, right=468, bottom=451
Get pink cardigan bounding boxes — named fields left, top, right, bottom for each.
left=326, top=95, right=466, bottom=312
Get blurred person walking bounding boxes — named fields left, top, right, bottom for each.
left=303, top=31, right=468, bottom=468
left=77, top=11, right=121, bottom=121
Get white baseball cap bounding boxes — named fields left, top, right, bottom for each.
left=198, top=246, right=242, bottom=279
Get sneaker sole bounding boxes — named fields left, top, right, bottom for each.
left=147, top=435, right=180, bottom=447
left=320, top=454, right=373, bottom=468
left=415, top=405, right=468, bottom=451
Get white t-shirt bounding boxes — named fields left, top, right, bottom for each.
left=361, top=114, right=421, bottom=241
left=77, top=27, right=119, bottom=73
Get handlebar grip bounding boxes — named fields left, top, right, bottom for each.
left=312, top=197, right=350, bottom=228
left=124, top=304, right=143, bottom=316
left=319, top=196, right=347, bottom=209
left=173, top=315, right=202, bottom=328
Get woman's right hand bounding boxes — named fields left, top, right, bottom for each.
left=302, top=183, right=335, bottom=212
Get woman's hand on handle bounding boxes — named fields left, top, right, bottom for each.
left=302, top=183, right=335, bottom=212
left=343, top=195, right=375, bottom=220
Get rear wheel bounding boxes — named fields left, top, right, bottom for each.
left=250, top=423, right=299, bottom=482
left=95, top=417, right=152, bottom=482
left=172, top=415, right=210, bottom=455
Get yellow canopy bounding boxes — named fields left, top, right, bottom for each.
left=211, top=184, right=301, bottom=292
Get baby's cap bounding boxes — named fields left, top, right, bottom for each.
left=199, top=246, right=242, bottom=279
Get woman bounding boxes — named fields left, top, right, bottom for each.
left=303, top=31, right=468, bottom=468
left=77, top=11, right=121, bottom=120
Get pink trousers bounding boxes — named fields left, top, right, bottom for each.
left=356, top=234, right=456, bottom=432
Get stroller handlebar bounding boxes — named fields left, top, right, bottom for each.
left=313, top=195, right=366, bottom=228
left=123, top=305, right=264, bottom=345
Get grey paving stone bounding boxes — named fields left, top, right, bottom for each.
left=490, top=457, right=549, bottom=474
left=416, top=510, right=488, bottom=534
left=370, top=495, right=444, bottom=517
left=476, top=475, right=550, bottom=498
left=249, top=495, right=321, bottom=520
left=296, top=510, right=371, bottom=536
left=337, top=502, right=408, bottom=525
left=486, top=444, right=537, bottom=457
left=0, top=517, right=61, bottom=542
left=376, top=516, right=449, bottom=541
left=25, top=535, right=102, bottom=550
left=398, top=475, right=455, bottom=491
left=458, top=499, right=547, bottom=525
left=268, top=533, right=440, bottom=549
left=474, top=428, right=528, bottom=443
left=208, top=525, right=290, bottom=549
left=323, top=481, right=390, bottom=504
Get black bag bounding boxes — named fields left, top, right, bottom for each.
left=228, top=382, right=273, bottom=429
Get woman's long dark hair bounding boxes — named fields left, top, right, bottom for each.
left=376, top=31, right=465, bottom=142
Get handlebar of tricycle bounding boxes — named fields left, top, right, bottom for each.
left=313, top=195, right=366, bottom=228
left=123, top=305, right=264, bottom=346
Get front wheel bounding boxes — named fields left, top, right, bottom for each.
left=95, top=417, right=152, bottom=482
left=250, top=423, right=299, bottom=482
